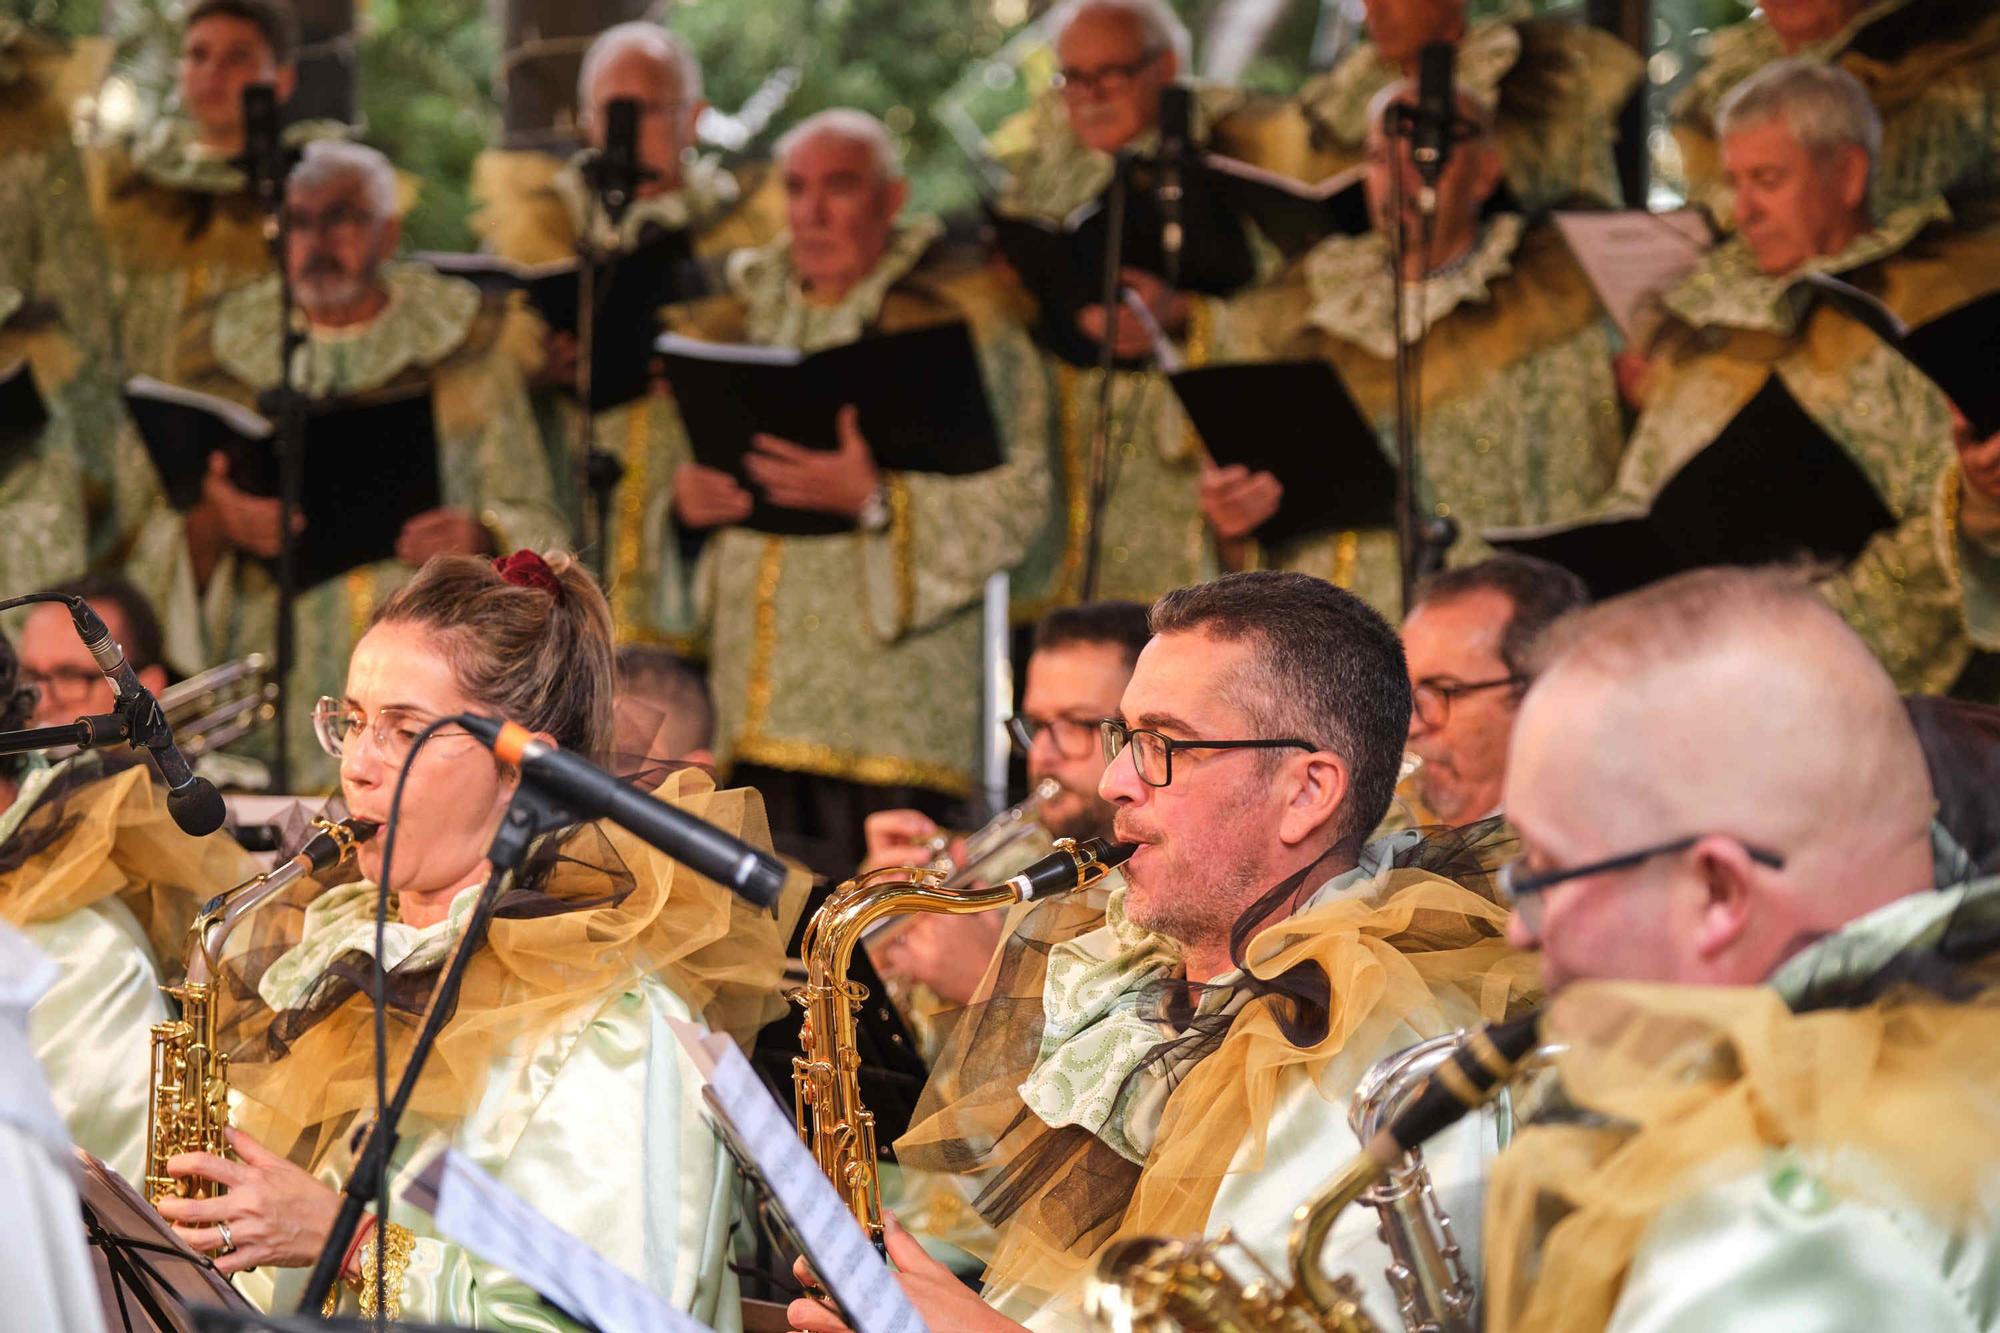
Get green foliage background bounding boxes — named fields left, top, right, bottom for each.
left=9, top=0, right=1752, bottom=248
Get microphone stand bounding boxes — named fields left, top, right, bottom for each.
left=237, top=87, right=303, bottom=793
left=1078, top=149, right=1133, bottom=602
left=296, top=782, right=574, bottom=1314
left=1382, top=108, right=1458, bottom=614
left=0, top=714, right=130, bottom=758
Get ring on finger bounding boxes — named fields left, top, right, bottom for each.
left=216, top=1219, right=236, bottom=1254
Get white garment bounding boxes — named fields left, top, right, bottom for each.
left=0, top=920, right=109, bottom=1333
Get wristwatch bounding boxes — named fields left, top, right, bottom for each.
left=857, top=483, right=891, bottom=533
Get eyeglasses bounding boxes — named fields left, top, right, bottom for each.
left=1100, top=718, right=1318, bottom=789
left=282, top=204, right=375, bottom=238
left=1410, top=675, right=1523, bottom=729
left=1052, top=53, right=1161, bottom=99
left=1006, top=713, right=1101, bottom=759
left=312, top=697, right=472, bottom=764
left=21, top=665, right=103, bottom=704
left=1499, top=835, right=1786, bottom=937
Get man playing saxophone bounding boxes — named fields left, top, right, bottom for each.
left=790, top=570, right=1538, bottom=1333
left=0, top=584, right=260, bottom=1184
left=1484, top=566, right=2000, bottom=1332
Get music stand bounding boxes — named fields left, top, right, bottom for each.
left=75, top=1150, right=253, bottom=1333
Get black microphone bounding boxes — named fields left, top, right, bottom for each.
left=457, top=714, right=790, bottom=909
left=1156, top=83, right=1193, bottom=288
left=233, top=83, right=290, bottom=210
left=63, top=600, right=227, bottom=837
left=1410, top=42, right=1456, bottom=212
left=583, top=96, right=657, bottom=228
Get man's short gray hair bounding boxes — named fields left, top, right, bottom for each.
left=1046, top=0, right=1191, bottom=68
left=577, top=21, right=703, bottom=118
left=1717, top=58, right=1882, bottom=182
left=773, top=108, right=902, bottom=182
left=289, top=139, right=397, bottom=220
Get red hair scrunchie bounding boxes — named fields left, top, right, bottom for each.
left=492, top=549, right=562, bottom=596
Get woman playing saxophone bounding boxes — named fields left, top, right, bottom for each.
left=151, top=551, right=805, bottom=1325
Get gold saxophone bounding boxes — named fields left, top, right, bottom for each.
left=792, top=835, right=1134, bottom=1245
left=1084, top=1013, right=1544, bottom=1332
left=143, top=815, right=376, bottom=1203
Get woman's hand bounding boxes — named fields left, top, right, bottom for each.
left=154, top=1128, right=343, bottom=1276
left=787, top=1212, right=1029, bottom=1333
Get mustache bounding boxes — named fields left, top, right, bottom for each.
left=300, top=253, right=351, bottom=278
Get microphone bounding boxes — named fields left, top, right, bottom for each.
left=1155, top=83, right=1193, bottom=288
left=1410, top=42, right=1456, bottom=214
left=62, top=600, right=227, bottom=837
left=582, top=96, right=657, bottom=228
left=458, top=714, right=790, bottom=909
left=233, top=83, right=291, bottom=211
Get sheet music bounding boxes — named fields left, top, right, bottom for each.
left=668, top=1016, right=930, bottom=1333
left=1553, top=209, right=1711, bottom=345
left=405, top=1147, right=715, bottom=1333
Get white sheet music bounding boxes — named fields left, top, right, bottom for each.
left=1553, top=209, right=1712, bottom=345
left=668, top=1016, right=931, bottom=1333
left=405, top=1147, right=715, bottom=1333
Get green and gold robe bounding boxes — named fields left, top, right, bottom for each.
left=1668, top=0, right=2000, bottom=224
left=161, top=262, right=566, bottom=790
left=1276, top=16, right=1642, bottom=214
left=470, top=150, right=785, bottom=646
left=1215, top=215, right=1625, bottom=620
left=1613, top=199, right=2000, bottom=696
left=661, top=220, right=1051, bottom=800
left=85, top=115, right=345, bottom=384
left=986, top=87, right=1276, bottom=611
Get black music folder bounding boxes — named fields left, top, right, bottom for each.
left=1166, top=358, right=1399, bottom=546
left=418, top=229, right=708, bottom=410
left=124, top=376, right=442, bottom=590
left=1901, top=290, right=2000, bottom=440
left=0, top=358, right=49, bottom=466
left=1486, top=375, right=1897, bottom=599
left=653, top=322, right=1004, bottom=537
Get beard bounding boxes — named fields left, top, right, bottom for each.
left=1115, top=783, right=1272, bottom=953
left=1044, top=783, right=1117, bottom=844
left=296, top=265, right=373, bottom=317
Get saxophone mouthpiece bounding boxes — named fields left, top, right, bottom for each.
left=1004, top=837, right=1137, bottom=901
left=1376, top=1009, right=1542, bottom=1160
left=298, top=816, right=379, bottom=874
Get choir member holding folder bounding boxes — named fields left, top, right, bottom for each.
left=1494, top=61, right=2000, bottom=702
left=457, top=25, right=786, bottom=645
left=656, top=109, right=1049, bottom=879
left=132, top=141, right=565, bottom=790
left=1201, top=81, right=1625, bottom=620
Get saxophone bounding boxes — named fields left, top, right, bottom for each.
left=143, top=815, right=376, bottom=1203
left=792, top=836, right=1134, bottom=1245
left=1083, top=1013, right=1544, bottom=1332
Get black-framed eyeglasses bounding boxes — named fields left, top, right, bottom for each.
left=1411, top=675, right=1524, bottom=729
left=1100, top=718, right=1318, bottom=789
left=1500, top=835, right=1786, bottom=936
left=1052, top=52, right=1162, bottom=98
left=20, top=665, right=103, bottom=704
left=1006, top=713, right=1100, bottom=759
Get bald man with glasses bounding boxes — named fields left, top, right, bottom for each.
left=1481, top=565, right=1999, bottom=1332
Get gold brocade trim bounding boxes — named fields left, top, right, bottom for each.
left=888, top=475, right=914, bottom=632
left=1331, top=530, right=1359, bottom=589
left=741, top=537, right=785, bottom=735
left=358, top=1221, right=414, bottom=1320
left=1048, top=361, right=1093, bottom=608
left=731, top=734, right=974, bottom=798
left=613, top=405, right=650, bottom=638
left=345, top=568, right=376, bottom=647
